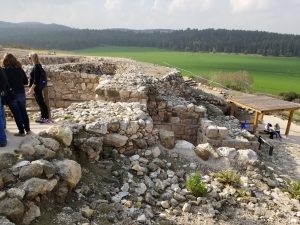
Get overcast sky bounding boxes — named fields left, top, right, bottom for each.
left=1, top=0, right=300, bottom=34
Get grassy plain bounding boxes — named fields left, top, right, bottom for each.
left=75, top=46, right=300, bottom=95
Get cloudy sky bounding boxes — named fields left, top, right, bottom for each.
left=1, top=0, right=300, bottom=34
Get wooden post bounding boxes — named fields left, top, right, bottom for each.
left=259, top=113, right=264, bottom=123
left=285, top=110, right=294, bottom=136
left=43, top=87, right=51, bottom=120
left=230, top=102, right=235, bottom=116
left=253, top=111, right=260, bottom=134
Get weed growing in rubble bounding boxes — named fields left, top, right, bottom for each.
left=186, top=172, right=208, bottom=197
left=283, top=180, right=300, bottom=200
left=215, top=170, right=241, bottom=187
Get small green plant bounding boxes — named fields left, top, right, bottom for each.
left=63, top=114, right=73, bottom=120
left=215, top=170, right=241, bottom=187
left=186, top=172, right=208, bottom=197
left=283, top=180, right=300, bottom=200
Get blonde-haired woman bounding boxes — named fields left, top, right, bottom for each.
left=28, top=53, right=49, bottom=123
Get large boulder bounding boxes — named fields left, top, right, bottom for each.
left=103, top=134, right=128, bottom=148
left=47, top=125, right=73, bottom=146
left=22, top=178, right=57, bottom=199
left=54, top=159, right=81, bottom=188
left=86, top=121, right=108, bottom=135
left=74, top=137, right=103, bottom=161
left=0, top=198, right=24, bottom=223
left=159, top=130, right=175, bottom=149
left=194, top=143, right=218, bottom=161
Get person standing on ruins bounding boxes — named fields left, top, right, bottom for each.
left=27, top=53, right=49, bottom=123
left=2, top=53, right=31, bottom=136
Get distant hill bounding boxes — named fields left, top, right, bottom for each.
left=0, top=21, right=300, bottom=57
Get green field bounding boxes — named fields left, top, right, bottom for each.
left=75, top=46, right=300, bottom=95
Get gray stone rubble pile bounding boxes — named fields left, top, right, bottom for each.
left=46, top=144, right=300, bottom=225
left=0, top=125, right=82, bottom=225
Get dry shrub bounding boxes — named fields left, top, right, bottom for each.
left=214, top=70, right=253, bottom=92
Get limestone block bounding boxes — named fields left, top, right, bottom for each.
left=218, top=127, right=229, bottom=139
left=200, top=119, right=213, bottom=130
left=159, top=129, right=175, bottom=149
left=216, top=147, right=237, bottom=159
left=205, top=125, right=219, bottom=139
left=86, top=122, right=108, bottom=135
left=103, top=134, right=128, bottom=147
left=47, top=125, right=73, bottom=146
left=170, top=117, right=180, bottom=124
left=54, top=159, right=82, bottom=188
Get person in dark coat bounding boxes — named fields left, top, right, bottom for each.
left=2, top=53, right=31, bottom=136
left=28, top=53, right=49, bottom=123
left=0, top=68, right=7, bottom=146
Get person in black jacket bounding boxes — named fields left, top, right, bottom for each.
left=0, top=68, right=7, bottom=146
left=2, top=53, right=31, bottom=136
left=28, top=53, right=49, bottom=123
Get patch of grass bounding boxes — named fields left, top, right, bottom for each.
left=75, top=46, right=300, bottom=95
left=283, top=180, right=300, bottom=200
left=186, top=172, right=208, bottom=197
left=215, top=170, right=241, bottom=187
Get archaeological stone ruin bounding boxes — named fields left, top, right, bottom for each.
left=0, top=55, right=299, bottom=225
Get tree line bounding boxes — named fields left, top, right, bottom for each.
left=0, top=22, right=300, bottom=57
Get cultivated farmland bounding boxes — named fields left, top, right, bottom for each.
left=76, top=46, right=300, bottom=95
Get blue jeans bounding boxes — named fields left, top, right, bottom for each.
left=8, top=93, right=30, bottom=134
left=0, top=97, right=7, bottom=145
left=1, top=102, right=5, bottom=129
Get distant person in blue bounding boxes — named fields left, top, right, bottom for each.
left=0, top=68, right=7, bottom=147
left=28, top=53, right=49, bottom=124
left=2, top=53, right=31, bottom=136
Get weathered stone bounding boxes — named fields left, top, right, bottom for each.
left=159, top=129, right=175, bottom=149
left=195, top=143, right=218, bottom=160
left=182, top=203, right=191, bottom=212
left=0, top=153, right=17, bottom=170
left=0, top=198, right=24, bottom=223
left=22, top=178, right=57, bottom=199
left=11, top=161, right=31, bottom=176
left=216, top=147, right=237, bottom=159
left=161, top=200, right=170, bottom=209
left=86, top=121, right=108, bottom=134
left=218, top=127, right=229, bottom=139
left=173, top=140, right=195, bottom=152
left=152, top=146, right=161, bottom=158
left=108, top=119, right=120, bottom=132
left=33, top=145, right=56, bottom=160
left=7, top=188, right=25, bottom=200
left=39, top=137, right=60, bottom=151
left=0, top=216, right=15, bottom=225
left=19, top=164, right=43, bottom=180
left=237, top=149, right=258, bottom=163
left=132, top=139, right=148, bottom=149
left=103, top=134, right=128, bottom=148
left=205, top=125, right=219, bottom=139
left=54, top=159, right=81, bottom=188
left=135, top=183, right=147, bottom=195
left=22, top=202, right=40, bottom=225
left=47, top=125, right=73, bottom=146
left=31, top=160, right=57, bottom=179
left=81, top=206, right=94, bottom=218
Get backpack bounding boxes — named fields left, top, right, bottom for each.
left=39, top=66, right=47, bottom=90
